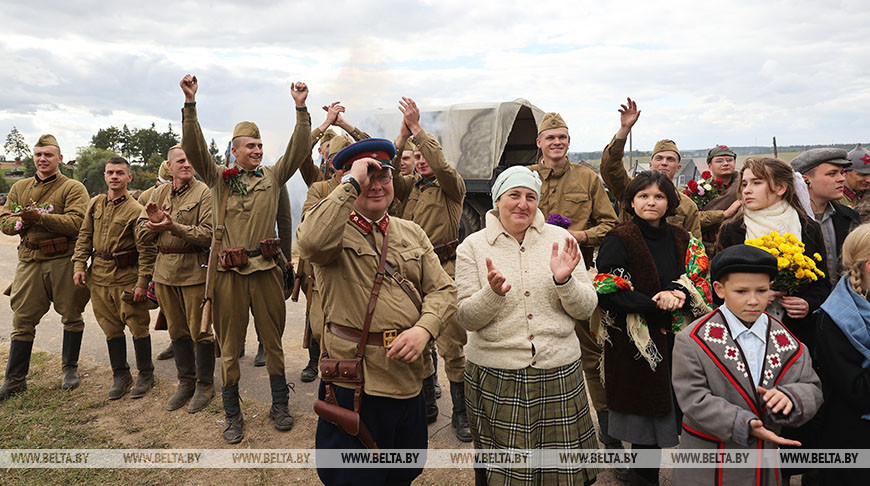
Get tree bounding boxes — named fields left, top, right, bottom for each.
left=91, top=126, right=122, bottom=152
left=4, top=127, right=31, bottom=160
left=73, top=146, right=118, bottom=195
left=0, top=173, right=10, bottom=194
left=208, top=138, right=224, bottom=165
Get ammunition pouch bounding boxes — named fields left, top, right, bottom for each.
left=37, top=237, right=69, bottom=256
left=259, top=238, right=281, bottom=259
left=112, top=249, right=139, bottom=269
left=218, top=247, right=248, bottom=269
left=432, top=239, right=459, bottom=264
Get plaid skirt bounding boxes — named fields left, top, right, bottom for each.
left=464, top=360, right=601, bottom=486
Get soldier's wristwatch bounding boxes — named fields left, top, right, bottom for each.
left=341, top=174, right=361, bottom=195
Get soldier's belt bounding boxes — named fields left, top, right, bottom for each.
left=432, top=239, right=459, bottom=263
left=158, top=246, right=207, bottom=254
left=20, top=236, right=71, bottom=256
left=94, top=249, right=139, bottom=268
left=218, top=239, right=281, bottom=269
left=327, top=322, right=398, bottom=347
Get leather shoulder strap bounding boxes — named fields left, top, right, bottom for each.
left=363, top=237, right=423, bottom=313
left=357, top=231, right=389, bottom=360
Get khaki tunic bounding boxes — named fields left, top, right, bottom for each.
left=137, top=180, right=213, bottom=342
left=299, top=128, right=371, bottom=187
left=182, top=104, right=310, bottom=386
left=841, top=187, right=867, bottom=209
left=1, top=174, right=91, bottom=341
left=392, top=131, right=467, bottom=382
left=600, top=135, right=702, bottom=239
left=72, top=194, right=156, bottom=339
left=528, top=161, right=618, bottom=247
left=296, top=182, right=456, bottom=398
left=691, top=173, right=739, bottom=256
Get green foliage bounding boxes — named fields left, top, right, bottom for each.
left=131, top=152, right=164, bottom=190
left=209, top=138, right=224, bottom=165
left=91, top=123, right=179, bottom=166
left=22, top=155, right=35, bottom=177
left=0, top=173, right=10, bottom=193
left=4, top=126, right=31, bottom=160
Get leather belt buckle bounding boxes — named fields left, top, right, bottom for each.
left=383, top=330, right=397, bottom=347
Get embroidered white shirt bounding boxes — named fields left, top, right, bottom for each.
left=721, top=304, right=769, bottom=386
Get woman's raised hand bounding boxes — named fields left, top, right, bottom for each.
left=550, top=237, right=582, bottom=284
left=486, top=258, right=511, bottom=296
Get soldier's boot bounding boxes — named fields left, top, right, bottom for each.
left=188, top=341, right=215, bottom=413
left=268, top=374, right=295, bottom=431
left=449, top=381, right=473, bottom=442
left=221, top=384, right=244, bottom=444
left=432, top=349, right=441, bottom=399
left=253, top=341, right=265, bottom=367
left=107, top=337, right=132, bottom=400
left=0, top=340, right=33, bottom=401
left=60, top=330, right=83, bottom=391
left=300, top=338, right=319, bottom=383
left=422, top=374, right=438, bottom=424
left=166, top=338, right=195, bottom=411
left=156, top=344, right=174, bottom=360
left=129, top=335, right=154, bottom=399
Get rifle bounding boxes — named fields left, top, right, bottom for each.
left=290, top=256, right=306, bottom=302
left=301, top=261, right=313, bottom=349
left=199, top=144, right=233, bottom=336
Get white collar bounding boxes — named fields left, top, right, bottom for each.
left=721, top=304, right=768, bottom=342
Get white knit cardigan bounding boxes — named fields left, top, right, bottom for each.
left=455, top=209, right=598, bottom=370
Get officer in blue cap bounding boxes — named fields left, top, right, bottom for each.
left=297, top=138, right=456, bottom=485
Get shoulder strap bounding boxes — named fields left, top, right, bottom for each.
left=214, top=187, right=230, bottom=247
left=356, top=230, right=390, bottom=360
left=363, top=237, right=423, bottom=313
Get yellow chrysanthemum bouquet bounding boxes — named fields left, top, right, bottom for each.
left=745, top=232, right=825, bottom=294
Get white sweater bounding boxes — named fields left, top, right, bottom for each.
left=455, top=209, right=598, bottom=370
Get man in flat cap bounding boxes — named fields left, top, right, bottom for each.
left=694, top=145, right=743, bottom=256
left=0, top=134, right=91, bottom=400
left=137, top=145, right=215, bottom=412
left=296, top=139, right=455, bottom=485
left=792, top=148, right=860, bottom=285
left=72, top=156, right=157, bottom=400
left=391, top=97, right=470, bottom=441
left=843, top=144, right=870, bottom=219
left=600, top=98, right=702, bottom=238
left=179, top=74, right=311, bottom=443
left=138, top=158, right=178, bottom=362
left=527, top=111, right=620, bottom=449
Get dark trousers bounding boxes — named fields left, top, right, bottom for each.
left=315, top=381, right=427, bottom=486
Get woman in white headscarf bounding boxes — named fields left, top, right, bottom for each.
left=455, top=166, right=600, bottom=486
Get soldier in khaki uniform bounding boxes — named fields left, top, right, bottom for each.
left=600, top=97, right=702, bottom=238
left=137, top=145, right=215, bottom=412
left=0, top=135, right=90, bottom=400
left=391, top=97, right=469, bottom=441
left=179, top=74, right=310, bottom=443
left=139, top=160, right=176, bottom=362
left=296, top=139, right=455, bottom=485
left=527, top=112, right=620, bottom=448
left=693, top=145, right=742, bottom=256
left=72, top=157, right=157, bottom=400
left=843, top=144, right=870, bottom=221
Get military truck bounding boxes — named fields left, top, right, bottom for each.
left=363, top=99, right=545, bottom=240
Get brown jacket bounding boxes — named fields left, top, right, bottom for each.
left=73, top=193, right=156, bottom=288
left=181, top=105, right=310, bottom=275
left=693, top=173, right=739, bottom=254
left=1, top=173, right=90, bottom=262
left=528, top=160, right=618, bottom=247
left=392, top=131, right=465, bottom=276
left=296, top=181, right=456, bottom=398
left=600, top=136, right=702, bottom=239
left=136, top=179, right=212, bottom=286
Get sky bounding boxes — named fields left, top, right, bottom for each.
left=2, top=0, right=868, bottom=163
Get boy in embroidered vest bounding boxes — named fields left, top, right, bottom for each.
left=672, top=244, right=822, bottom=485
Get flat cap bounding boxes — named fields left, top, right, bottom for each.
left=847, top=143, right=870, bottom=174
left=232, top=121, right=261, bottom=140
left=706, top=145, right=736, bottom=165
left=652, top=139, right=680, bottom=161
left=791, top=148, right=850, bottom=174
left=710, top=244, right=778, bottom=283
left=35, top=134, right=59, bottom=149
left=538, top=112, right=568, bottom=135
left=333, top=138, right=396, bottom=171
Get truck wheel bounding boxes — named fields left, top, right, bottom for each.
left=459, top=203, right=483, bottom=242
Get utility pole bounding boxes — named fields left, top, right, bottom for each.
left=773, top=136, right=778, bottom=158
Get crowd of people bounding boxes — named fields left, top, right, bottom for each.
left=1, top=79, right=869, bottom=486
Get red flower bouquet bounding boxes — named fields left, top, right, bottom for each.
left=222, top=168, right=247, bottom=195
left=684, top=170, right=727, bottom=207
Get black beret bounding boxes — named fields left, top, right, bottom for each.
left=711, top=244, right=778, bottom=282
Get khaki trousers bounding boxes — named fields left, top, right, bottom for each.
left=10, top=258, right=90, bottom=341
left=435, top=314, right=467, bottom=382
left=154, top=282, right=213, bottom=343
left=575, top=308, right=607, bottom=411
left=213, top=267, right=285, bottom=387
left=90, top=283, right=151, bottom=339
